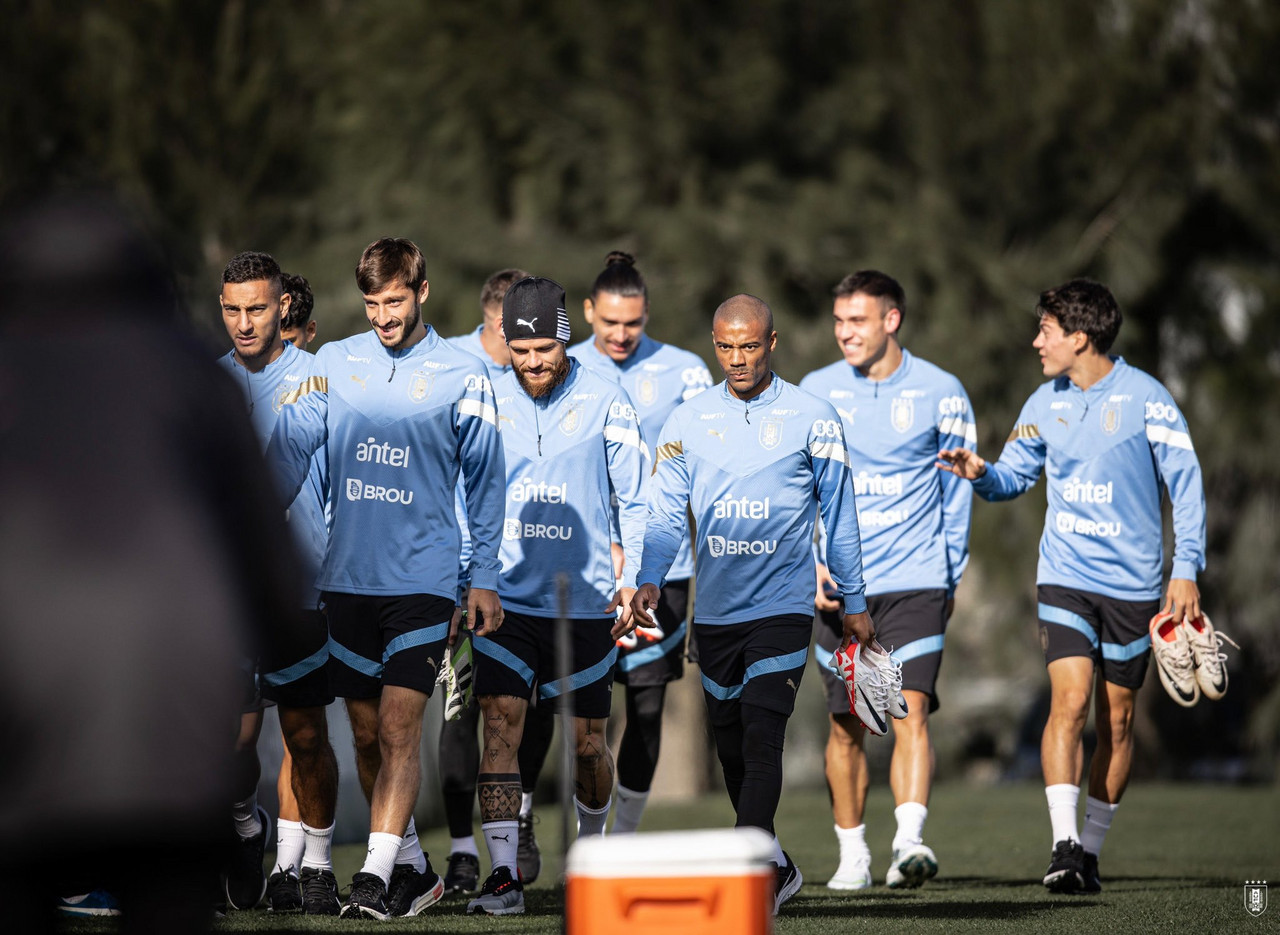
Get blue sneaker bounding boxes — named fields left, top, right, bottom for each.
left=58, top=890, right=121, bottom=917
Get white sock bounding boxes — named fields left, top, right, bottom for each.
left=1080, top=796, right=1119, bottom=856
left=300, top=821, right=334, bottom=871
left=834, top=823, right=870, bottom=863
left=274, top=819, right=305, bottom=875
left=1045, top=783, right=1081, bottom=846
left=892, top=802, right=928, bottom=851
left=769, top=835, right=786, bottom=867
left=232, top=796, right=262, bottom=840
left=396, top=817, right=426, bottom=872
left=359, top=832, right=402, bottom=885
left=575, top=797, right=611, bottom=837
left=482, top=820, right=519, bottom=875
left=520, top=793, right=535, bottom=817
left=450, top=835, right=479, bottom=857
left=609, top=785, right=650, bottom=834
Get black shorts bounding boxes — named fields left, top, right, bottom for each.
left=814, top=589, right=948, bottom=715
left=615, top=579, right=690, bottom=688
left=261, top=609, right=334, bottom=708
left=1037, top=585, right=1155, bottom=689
left=323, top=592, right=453, bottom=699
left=695, top=614, right=811, bottom=722
left=473, top=612, right=616, bottom=719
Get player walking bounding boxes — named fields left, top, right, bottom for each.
left=466, top=277, right=648, bottom=916
left=216, top=252, right=340, bottom=914
left=939, top=279, right=1206, bottom=894
left=268, top=238, right=506, bottom=920
left=568, top=251, right=713, bottom=833
left=800, top=271, right=975, bottom=889
left=632, top=295, right=875, bottom=914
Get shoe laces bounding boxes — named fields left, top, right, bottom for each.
left=483, top=867, right=518, bottom=895
left=1184, top=620, right=1240, bottom=665
left=855, top=646, right=894, bottom=709
left=1157, top=628, right=1197, bottom=680
left=300, top=869, right=332, bottom=901
left=348, top=874, right=384, bottom=904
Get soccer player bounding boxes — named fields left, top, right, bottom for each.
left=268, top=238, right=507, bottom=920
left=466, top=277, right=648, bottom=916
left=216, top=252, right=340, bottom=914
left=568, top=251, right=713, bottom=834
left=938, top=279, right=1206, bottom=895
left=632, top=294, right=874, bottom=913
left=439, top=267, right=557, bottom=893
left=800, top=271, right=975, bottom=889
left=281, top=271, right=318, bottom=349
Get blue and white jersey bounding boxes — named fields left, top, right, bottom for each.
left=974, top=357, right=1205, bottom=601
left=217, top=342, right=329, bottom=607
left=801, top=349, right=976, bottom=596
left=267, top=327, right=505, bottom=599
left=569, top=333, right=713, bottom=582
left=492, top=359, right=648, bottom=617
left=638, top=374, right=868, bottom=625
left=446, top=325, right=511, bottom=383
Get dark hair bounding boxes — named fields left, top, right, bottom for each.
left=221, top=251, right=282, bottom=296
left=590, top=250, right=647, bottom=305
left=833, top=269, right=906, bottom=322
left=1036, top=279, right=1122, bottom=354
left=480, top=268, right=531, bottom=311
left=355, top=238, right=426, bottom=294
left=280, top=272, right=314, bottom=329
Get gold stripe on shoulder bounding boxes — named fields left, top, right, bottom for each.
left=279, top=375, right=327, bottom=407
left=1006, top=423, right=1040, bottom=442
left=654, top=440, right=684, bottom=467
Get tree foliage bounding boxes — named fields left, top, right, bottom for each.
left=5, top=0, right=1277, bottom=772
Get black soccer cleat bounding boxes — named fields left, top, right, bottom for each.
left=444, top=852, right=481, bottom=896
left=299, top=867, right=340, bottom=916
left=1043, top=839, right=1085, bottom=894
left=517, top=813, right=541, bottom=884
left=340, top=871, right=390, bottom=920
left=266, top=868, right=302, bottom=913
left=1080, top=852, right=1102, bottom=894
left=386, top=861, right=445, bottom=916
left=225, top=806, right=270, bottom=910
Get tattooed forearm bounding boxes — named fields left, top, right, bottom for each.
left=477, top=773, right=522, bottom=821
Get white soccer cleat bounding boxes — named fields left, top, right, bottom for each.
left=826, top=851, right=872, bottom=890
left=863, top=643, right=909, bottom=720
left=1181, top=613, right=1239, bottom=701
left=1149, top=612, right=1199, bottom=707
left=833, top=643, right=890, bottom=735
left=885, top=843, right=938, bottom=889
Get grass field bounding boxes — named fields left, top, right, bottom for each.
left=61, top=782, right=1275, bottom=933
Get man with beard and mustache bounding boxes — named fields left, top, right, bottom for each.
left=464, top=277, right=649, bottom=917
left=268, top=238, right=507, bottom=921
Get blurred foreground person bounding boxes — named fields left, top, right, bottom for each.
left=939, top=279, right=1206, bottom=895
left=0, top=194, right=308, bottom=933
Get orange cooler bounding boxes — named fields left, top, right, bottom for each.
left=565, top=827, right=776, bottom=935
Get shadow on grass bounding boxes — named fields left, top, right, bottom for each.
left=788, top=897, right=1097, bottom=921
left=938, top=874, right=1231, bottom=890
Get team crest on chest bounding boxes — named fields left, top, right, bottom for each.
left=1101, top=400, right=1121, bottom=435
left=758, top=417, right=783, bottom=450
left=272, top=382, right=291, bottom=413
left=408, top=370, right=435, bottom=403
left=891, top=396, right=914, bottom=433
left=559, top=404, right=584, bottom=436
left=635, top=375, right=658, bottom=406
